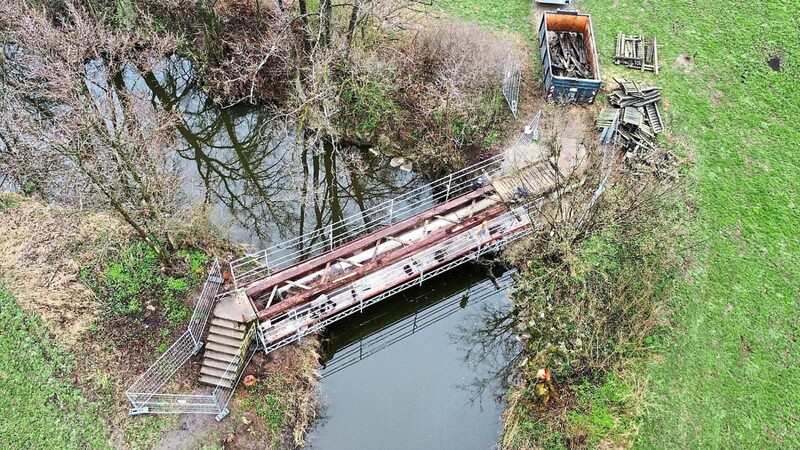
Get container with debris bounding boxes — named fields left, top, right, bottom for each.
left=539, top=10, right=601, bottom=104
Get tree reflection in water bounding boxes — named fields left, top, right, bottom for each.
left=451, top=265, right=522, bottom=407
left=126, top=56, right=424, bottom=249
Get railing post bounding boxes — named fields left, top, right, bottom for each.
left=229, top=263, right=238, bottom=291
left=388, top=198, right=395, bottom=224
left=189, top=329, right=202, bottom=354
left=328, top=224, right=334, bottom=250
left=445, top=173, right=453, bottom=202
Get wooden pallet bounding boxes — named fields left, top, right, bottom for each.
left=492, top=163, right=556, bottom=202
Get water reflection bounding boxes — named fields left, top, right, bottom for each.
left=452, top=286, right=521, bottom=405
left=308, top=264, right=514, bottom=450
left=124, top=57, right=424, bottom=248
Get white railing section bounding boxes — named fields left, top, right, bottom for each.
left=189, top=260, right=224, bottom=350
left=257, top=199, right=543, bottom=356
left=229, top=155, right=505, bottom=288
left=211, top=325, right=257, bottom=420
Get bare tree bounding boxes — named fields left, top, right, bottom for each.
left=0, top=1, right=182, bottom=266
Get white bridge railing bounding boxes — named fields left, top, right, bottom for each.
left=229, top=155, right=506, bottom=289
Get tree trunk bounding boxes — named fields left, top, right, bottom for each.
left=346, top=0, right=361, bottom=57
left=319, top=0, right=333, bottom=48
left=298, top=0, right=313, bottom=57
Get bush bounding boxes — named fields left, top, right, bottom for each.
left=501, top=134, right=682, bottom=448
left=337, top=55, right=401, bottom=141
left=389, top=22, right=514, bottom=172
left=332, top=21, right=517, bottom=174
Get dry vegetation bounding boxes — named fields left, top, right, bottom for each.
left=0, top=1, right=185, bottom=266
left=0, top=193, right=124, bottom=342
left=499, top=111, right=682, bottom=449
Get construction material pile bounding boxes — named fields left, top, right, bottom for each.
left=596, top=78, right=675, bottom=177
left=614, top=33, right=659, bottom=74
left=548, top=31, right=590, bottom=78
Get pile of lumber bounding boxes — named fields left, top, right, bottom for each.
left=614, top=33, right=658, bottom=74
left=596, top=78, right=675, bottom=177
left=548, top=31, right=590, bottom=78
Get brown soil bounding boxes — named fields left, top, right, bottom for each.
left=767, top=55, right=782, bottom=72
left=674, top=54, right=694, bottom=73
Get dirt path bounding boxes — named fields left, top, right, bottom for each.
left=152, top=414, right=226, bottom=450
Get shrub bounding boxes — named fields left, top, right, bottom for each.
left=501, top=130, right=682, bottom=448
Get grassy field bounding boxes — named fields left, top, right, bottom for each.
left=439, top=0, right=800, bottom=448
left=0, top=282, right=110, bottom=449
left=582, top=1, right=800, bottom=448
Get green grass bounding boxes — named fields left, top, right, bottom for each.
left=82, top=242, right=208, bottom=325
left=435, top=0, right=533, bottom=37
left=0, top=193, right=18, bottom=211
left=580, top=1, right=800, bottom=448
left=441, top=0, right=800, bottom=448
left=0, top=282, right=110, bottom=449
left=568, top=374, right=635, bottom=447
left=240, top=375, right=292, bottom=440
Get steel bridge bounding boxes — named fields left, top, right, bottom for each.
left=125, top=112, right=590, bottom=419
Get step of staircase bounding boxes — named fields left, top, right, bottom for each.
left=210, top=317, right=246, bottom=331
left=199, top=374, right=233, bottom=389
left=203, top=356, right=240, bottom=371
left=207, top=333, right=244, bottom=348
left=205, top=341, right=241, bottom=355
left=209, top=324, right=245, bottom=340
left=200, top=365, right=237, bottom=381
left=203, top=348, right=240, bottom=363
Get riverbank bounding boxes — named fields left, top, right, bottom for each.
left=0, top=193, right=321, bottom=449
left=441, top=0, right=800, bottom=448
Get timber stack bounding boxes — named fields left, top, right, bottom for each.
left=548, top=31, right=590, bottom=79
left=595, top=78, right=675, bottom=178
left=614, top=33, right=659, bottom=74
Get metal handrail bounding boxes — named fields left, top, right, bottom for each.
left=188, top=260, right=223, bottom=349
left=126, top=260, right=224, bottom=414
left=212, top=325, right=257, bottom=420
left=229, top=155, right=505, bottom=288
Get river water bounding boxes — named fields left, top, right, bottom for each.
left=307, top=265, right=513, bottom=450
left=133, top=57, right=512, bottom=448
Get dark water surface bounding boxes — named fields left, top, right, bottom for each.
left=306, top=265, right=513, bottom=450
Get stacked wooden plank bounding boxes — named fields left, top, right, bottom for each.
left=548, top=31, right=590, bottom=78
left=595, top=78, right=674, bottom=177
left=595, top=108, right=619, bottom=144
left=614, top=33, right=659, bottom=74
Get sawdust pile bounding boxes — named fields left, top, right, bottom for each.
left=0, top=193, right=126, bottom=342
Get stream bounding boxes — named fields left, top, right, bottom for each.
left=135, top=57, right=514, bottom=448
